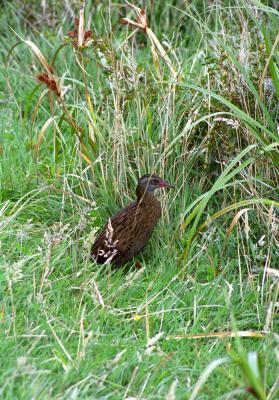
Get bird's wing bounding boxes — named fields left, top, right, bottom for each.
left=91, top=202, right=143, bottom=263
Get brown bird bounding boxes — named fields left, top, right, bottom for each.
left=91, top=174, right=174, bottom=266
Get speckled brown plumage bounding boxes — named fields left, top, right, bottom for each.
left=91, top=174, right=174, bottom=266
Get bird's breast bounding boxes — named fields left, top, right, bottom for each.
left=140, top=197, right=162, bottom=231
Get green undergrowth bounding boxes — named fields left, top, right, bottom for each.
left=0, top=0, right=278, bottom=399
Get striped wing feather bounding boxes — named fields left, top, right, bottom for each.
left=91, top=202, right=144, bottom=264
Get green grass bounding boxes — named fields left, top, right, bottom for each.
left=0, top=0, right=278, bottom=399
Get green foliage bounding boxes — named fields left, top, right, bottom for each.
left=0, top=0, right=278, bottom=399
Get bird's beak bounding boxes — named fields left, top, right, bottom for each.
left=159, top=180, right=175, bottom=189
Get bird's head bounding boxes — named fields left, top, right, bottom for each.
left=137, top=174, right=175, bottom=194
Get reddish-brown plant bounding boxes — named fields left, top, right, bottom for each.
left=68, top=15, right=92, bottom=48
left=37, top=73, right=61, bottom=96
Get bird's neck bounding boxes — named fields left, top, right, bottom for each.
left=136, top=186, right=158, bottom=206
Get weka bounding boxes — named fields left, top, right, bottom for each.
left=91, top=174, right=174, bottom=266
